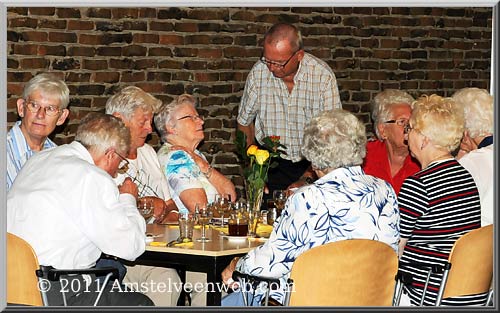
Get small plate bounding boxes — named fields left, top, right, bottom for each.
left=220, top=234, right=248, bottom=242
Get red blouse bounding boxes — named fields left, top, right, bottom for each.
left=362, top=140, right=421, bottom=195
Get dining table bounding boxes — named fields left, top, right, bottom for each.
left=134, top=223, right=268, bottom=306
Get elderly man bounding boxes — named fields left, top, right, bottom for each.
left=7, top=73, right=70, bottom=189
left=237, top=22, right=342, bottom=204
left=7, top=113, right=153, bottom=306
left=452, top=87, right=494, bottom=226
left=104, top=86, right=182, bottom=306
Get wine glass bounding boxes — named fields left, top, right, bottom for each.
left=215, top=194, right=231, bottom=225
left=138, top=198, right=154, bottom=222
left=273, top=190, right=287, bottom=218
left=195, top=203, right=212, bottom=242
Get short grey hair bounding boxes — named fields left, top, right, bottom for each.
left=105, top=86, right=162, bottom=120
left=301, top=109, right=367, bottom=171
left=371, top=89, right=414, bottom=139
left=154, top=94, right=197, bottom=142
left=264, top=22, right=304, bottom=51
left=452, top=87, right=493, bottom=138
left=23, top=73, right=70, bottom=109
left=75, top=112, right=130, bottom=156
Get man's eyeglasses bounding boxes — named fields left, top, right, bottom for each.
left=24, top=100, right=61, bottom=117
left=114, top=151, right=130, bottom=173
left=384, top=118, right=409, bottom=127
left=177, top=115, right=203, bottom=122
left=403, top=124, right=414, bottom=134
left=260, top=50, right=299, bottom=69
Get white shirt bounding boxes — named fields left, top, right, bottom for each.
left=7, top=141, right=146, bottom=270
left=114, top=144, right=171, bottom=200
left=458, top=145, right=494, bottom=226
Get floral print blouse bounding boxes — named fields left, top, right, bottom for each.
left=235, top=166, right=400, bottom=304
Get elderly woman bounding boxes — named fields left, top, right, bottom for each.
left=452, top=87, right=493, bottom=226
left=363, top=89, right=420, bottom=194
left=154, top=93, right=236, bottom=306
left=398, top=94, right=482, bottom=306
left=154, top=93, right=236, bottom=215
left=221, top=109, right=400, bottom=306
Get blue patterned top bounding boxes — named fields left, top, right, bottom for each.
left=157, top=143, right=218, bottom=214
left=7, top=121, right=57, bottom=190
left=235, top=166, right=400, bottom=304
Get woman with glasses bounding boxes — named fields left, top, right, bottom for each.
left=154, top=93, right=236, bottom=306
left=155, top=94, right=236, bottom=215
left=7, top=73, right=70, bottom=190
left=362, top=89, right=420, bottom=195
left=397, top=94, right=482, bottom=306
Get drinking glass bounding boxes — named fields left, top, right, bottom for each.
left=178, top=212, right=195, bottom=242
left=273, top=190, right=287, bottom=216
left=215, top=194, right=231, bottom=225
left=138, top=197, right=154, bottom=222
left=195, top=203, right=212, bottom=242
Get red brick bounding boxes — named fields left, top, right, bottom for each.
left=83, top=59, right=108, bottom=70
left=13, top=44, right=38, bottom=55
left=174, top=23, right=198, bottom=32
left=9, top=17, right=38, bottom=28
left=195, top=73, right=220, bottom=82
left=38, top=45, right=66, bottom=56
left=135, top=82, right=164, bottom=93
left=112, top=8, right=139, bottom=19
left=56, top=8, right=81, bottom=18
left=20, top=58, right=49, bottom=69
left=38, top=19, right=66, bottom=29
left=121, top=71, right=146, bottom=82
left=198, top=49, right=223, bottom=59
left=79, top=34, right=104, bottom=45
left=67, top=20, right=94, bottom=30
left=21, top=31, right=48, bottom=42
left=133, top=33, right=159, bottom=44
left=48, top=32, right=77, bottom=43
left=68, top=46, right=95, bottom=57
left=159, top=35, right=184, bottom=45
left=29, top=7, right=55, bottom=15
left=92, top=72, right=120, bottom=83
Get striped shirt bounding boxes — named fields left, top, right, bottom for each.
left=237, top=52, right=342, bottom=162
left=7, top=121, right=57, bottom=190
left=398, top=158, right=483, bottom=306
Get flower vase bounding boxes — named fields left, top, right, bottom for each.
left=246, top=186, right=264, bottom=237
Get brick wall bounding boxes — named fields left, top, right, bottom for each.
left=6, top=7, right=493, bottom=194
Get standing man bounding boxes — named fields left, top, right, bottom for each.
left=7, top=113, right=153, bottom=306
left=105, top=86, right=182, bottom=306
left=7, top=73, right=70, bottom=189
left=237, top=22, right=342, bottom=200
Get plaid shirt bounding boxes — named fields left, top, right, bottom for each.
left=7, top=120, right=57, bottom=190
left=237, top=52, right=342, bottom=162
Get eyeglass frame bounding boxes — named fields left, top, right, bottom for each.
left=23, top=99, right=62, bottom=117
left=403, top=124, right=414, bottom=134
left=114, top=150, right=130, bottom=172
left=384, top=118, right=409, bottom=127
left=260, top=49, right=300, bottom=69
left=177, top=114, right=203, bottom=122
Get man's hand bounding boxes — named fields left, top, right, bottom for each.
left=221, top=257, right=240, bottom=288
left=119, top=177, right=138, bottom=199
left=138, top=196, right=167, bottom=222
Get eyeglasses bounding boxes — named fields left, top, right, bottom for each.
left=260, top=50, right=299, bottom=69
left=114, top=151, right=130, bottom=173
left=177, top=115, right=203, bottom=122
left=24, top=100, right=61, bottom=117
left=384, top=118, right=409, bottom=127
left=403, top=124, right=414, bottom=134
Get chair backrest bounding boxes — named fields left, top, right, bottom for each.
left=442, top=224, right=493, bottom=299
left=288, top=239, right=398, bottom=306
left=7, top=232, right=43, bottom=306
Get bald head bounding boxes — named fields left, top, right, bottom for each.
left=264, top=23, right=303, bottom=51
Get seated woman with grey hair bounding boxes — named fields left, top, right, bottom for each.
left=363, top=89, right=420, bottom=195
left=154, top=93, right=236, bottom=216
left=452, top=87, right=493, bottom=226
left=220, top=109, right=400, bottom=306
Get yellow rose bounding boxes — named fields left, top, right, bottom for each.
left=254, top=149, right=270, bottom=165
left=247, top=145, right=258, bottom=156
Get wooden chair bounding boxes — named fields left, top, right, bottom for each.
left=394, top=224, right=493, bottom=306
left=7, top=232, right=119, bottom=307
left=7, top=232, right=43, bottom=306
left=285, top=239, right=399, bottom=306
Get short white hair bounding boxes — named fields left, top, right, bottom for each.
left=154, top=94, right=197, bottom=142
left=105, top=86, right=162, bottom=120
left=371, top=89, right=414, bottom=139
left=23, top=73, right=70, bottom=109
left=452, top=87, right=493, bottom=138
left=301, top=109, right=366, bottom=171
